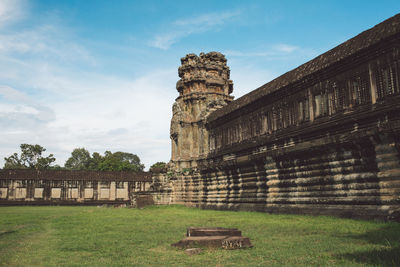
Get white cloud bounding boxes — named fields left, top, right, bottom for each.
left=149, top=10, right=241, bottom=50
left=173, top=10, right=240, bottom=27
left=0, top=67, right=177, bottom=169
left=225, top=43, right=299, bottom=58
left=0, top=4, right=176, bottom=170
left=148, top=32, right=185, bottom=51
left=273, top=43, right=299, bottom=53
left=0, top=85, right=55, bottom=124
left=0, top=0, right=25, bottom=27
left=0, top=25, right=95, bottom=65
left=0, top=3, right=301, bottom=170
left=0, top=85, right=30, bottom=102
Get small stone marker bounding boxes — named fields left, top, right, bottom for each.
left=187, top=227, right=242, bottom=237
left=172, top=227, right=252, bottom=250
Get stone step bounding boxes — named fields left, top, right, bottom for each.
left=187, top=227, right=241, bottom=237
left=222, top=236, right=253, bottom=250
left=172, top=235, right=253, bottom=249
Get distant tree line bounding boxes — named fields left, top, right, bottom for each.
left=64, top=148, right=144, bottom=172
left=2, top=144, right=166, bottom=172
left=3, top=144, right=56, bottom=170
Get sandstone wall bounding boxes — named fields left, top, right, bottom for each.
left=168, top=14, right=400, bottom=221
left=170, top=52, right=233, bottom=170
left=150, top=170, right=173, bottom=205
left=0, top=169, right=153, bottom=205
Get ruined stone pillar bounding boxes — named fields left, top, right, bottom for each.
left=170, top=52, right=234, bottom=170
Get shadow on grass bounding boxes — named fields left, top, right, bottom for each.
left=338, top=247, right=400, bottom=266
left=335, top=225, right=400, bottom=266
left=0, top=230, right=17, bottom=237
left=0, top=225, right=26, bottom=237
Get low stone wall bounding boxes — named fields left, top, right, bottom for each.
left=171, top=131, right=400, bottom=221
left=0, top=169, right=153, bottom=205
left=150, top=170, right=173, bottom=205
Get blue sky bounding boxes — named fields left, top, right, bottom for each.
left=0, top=0, right=399, bottom=169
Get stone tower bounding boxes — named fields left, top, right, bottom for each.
left=170, top=52, right=234, bottom=170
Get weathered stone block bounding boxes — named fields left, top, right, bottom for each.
left=221, top=236, right=253, bottom=250
left=34, top=188, right=43, bottom=198
left=16, top=188, right=26, bottom=199
left=84, top=188, right=93, bottom=199
left=68, top=188, right=79, bottom=199
left=187, top=227, right=241, bottom=237
left=172, top=236, right=230, bottom=248
left=172, top=235, right=253, bottom=249
left=0, top=188, right=7, bottom=199
left=100, top=188, right=110, bottom=199
left=51, top=188, right=61, bottom=199
left=136, top=194, right=154, bottom=208
left=172, top=227, right=252, bottom=249
left=117, top=188, right=128, bottom=199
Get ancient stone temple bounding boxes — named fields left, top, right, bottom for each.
left=0, top=169, right=153, bottom=205
left=170, top=52, right=233, bottom=170
left=1, top=14, right=400, bottom=221
left=166, top=13, right=400, bottom=221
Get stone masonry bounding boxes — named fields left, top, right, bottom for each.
left=170, top=52, right=233, bottom=170
left=166, top=14, right=400, bottom=221
left=0, top=169, right=153, bottom=205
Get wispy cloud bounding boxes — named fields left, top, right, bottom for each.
left=0, top=2, right=176, bottom=169
left=225, top=43, right=299, bottom=58
left=0, top=25, right=95, bottom=65
left=173, top=10, right=240, bottom=27
left=273, top=43, right=298, bottom=53
left=0, top=60, right=176, bottom=168
left=0, top=0, right=26, bottom=27
left=0, top=85, right=56, bottom=130
left=149, top=32, right=185, bottom=50
left=149, top=10, right=241, bottom=50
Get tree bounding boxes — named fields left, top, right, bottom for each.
left=64, top=149, right=145, bottom=172
left=150, top=162, right=167, bottom=171
left=65, top=148, right=91, bottom=170
left=50, top=164, right=63, bottom=170
left=88, top=152, right=103, bottom=170
left=4, top=144, right=56, bottom=170
left=98, top=151, right=145, bottom=172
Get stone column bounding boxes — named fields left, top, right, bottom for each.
left=110, top=181, right=116, bottom=200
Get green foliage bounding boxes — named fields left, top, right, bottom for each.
left=182, top=167, right=193, bottom=174
left=0, top=206, right=399, bottom=266
left=88, top=152, right=103, bottom=170
left=97, top=151, right=144, bottom=172
left=150, top=161, right=167, bottom=170
left=3, top=144, right=56, bottom=170
left=64, top=149, right=145, bottom=172
left=50, top=164, right=63, bottom=170
left=64, top=148, right=91, bottom=170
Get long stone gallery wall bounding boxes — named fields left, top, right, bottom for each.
left=168, top=14, right=400, bottom=221
left=0, top=169, right=153, bottom=205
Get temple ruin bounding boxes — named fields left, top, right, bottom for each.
left=1, top=14, right=400, bottom=221
left=170, top=52, right=234, bottom=169
left=165, top=13, right=400, bottom=221
left=0, top=169, right=153, bottom=205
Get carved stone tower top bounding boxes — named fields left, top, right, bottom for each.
left=176, top=52, right=233, bottom=100
left=170, top=52, right=233, bottom=170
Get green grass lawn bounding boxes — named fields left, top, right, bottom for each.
left=0, top=205, right=399, bottom=267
